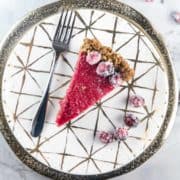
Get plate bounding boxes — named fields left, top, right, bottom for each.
left=0, top=0, right=178, bottom=179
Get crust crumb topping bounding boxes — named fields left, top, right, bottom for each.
left=81, top=38, right=134, bottom=81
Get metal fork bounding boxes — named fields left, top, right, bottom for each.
left=31, top=9, right=76, bottom=137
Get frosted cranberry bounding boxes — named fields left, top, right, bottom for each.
left=129, top=95, right=145, bottom=107
left=109, top=72, right=123, bottom=87
left=171, top=12, right=180, bottom=24
left=114, top=127, right=128, bottom=141
left=99, top=131, right=114, bottom=144
left=86, top=51, right=101, bottom=65
left=96, top=61, right=115, bottom=77
left=124, top=114, right=139, bottom=127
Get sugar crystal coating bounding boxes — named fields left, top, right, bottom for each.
left=114, top=127, right=128, bottom=140
left=124, top=113, right=139, bottom=127
left=96, top=61, right=115, bottom=77
left=171, top=11, right=180, bottom=24
left=109, top=72, right=123, bottom=87
left=129, top=95, right=145, bottom=107
left=99, top=131, right=114, bottom=144
left=86, top=51, right=101, bottom=65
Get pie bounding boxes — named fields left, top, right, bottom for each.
left=56, top=38, right=134, bottom=126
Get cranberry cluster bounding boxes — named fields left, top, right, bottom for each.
left=98, top=128, right=128, bottom=144
left=86, top=51, right=122, bottom=87
left=98, top=94, right=145, bottom=144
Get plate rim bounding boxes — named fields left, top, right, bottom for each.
left=0, top=0, right=178, bottom=179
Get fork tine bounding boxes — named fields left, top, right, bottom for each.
left=59, top=10, right=69, bottom=40
left=53, top=8, right=65, bottom=42
left=63, top=11, right=73, bottom=42
left=66, top=13, right=76, bottom=44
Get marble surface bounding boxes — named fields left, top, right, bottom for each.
left=0, top=0, right=179, bottom=180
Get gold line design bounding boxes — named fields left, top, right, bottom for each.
left=3, top=10, right=166, bottom=174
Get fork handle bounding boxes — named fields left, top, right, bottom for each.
left=31, top=52, right=59, bottom=137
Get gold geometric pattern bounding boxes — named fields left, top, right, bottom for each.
left=2, top=9, right=168, bottom=174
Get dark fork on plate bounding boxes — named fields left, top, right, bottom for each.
left=31, top=8, right=76, bottom=137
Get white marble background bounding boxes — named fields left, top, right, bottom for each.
left=0, top=0, right=179, bottom=180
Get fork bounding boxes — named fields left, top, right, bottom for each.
left=31, top=8, right=76, bottom=137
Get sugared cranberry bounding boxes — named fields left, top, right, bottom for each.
left=114, top=127, right=128, bottom=141
left=124, top=113, right=139, bottom=127
left=96, top=61, right=115, bottom=77
left=98, top=131, right=114, bottom=144
left=86, top=51, right=101, bottom=65
left=109, top=72, right=123, bottom=87
left=171, top=12, right=180, bottom=24
left=129, top=95, right=145, bottom=107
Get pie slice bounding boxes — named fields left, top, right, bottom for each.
left=56, top=38, right=134, bottom=126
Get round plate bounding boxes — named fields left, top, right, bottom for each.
left=0, top=0, right=178, bottom=179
